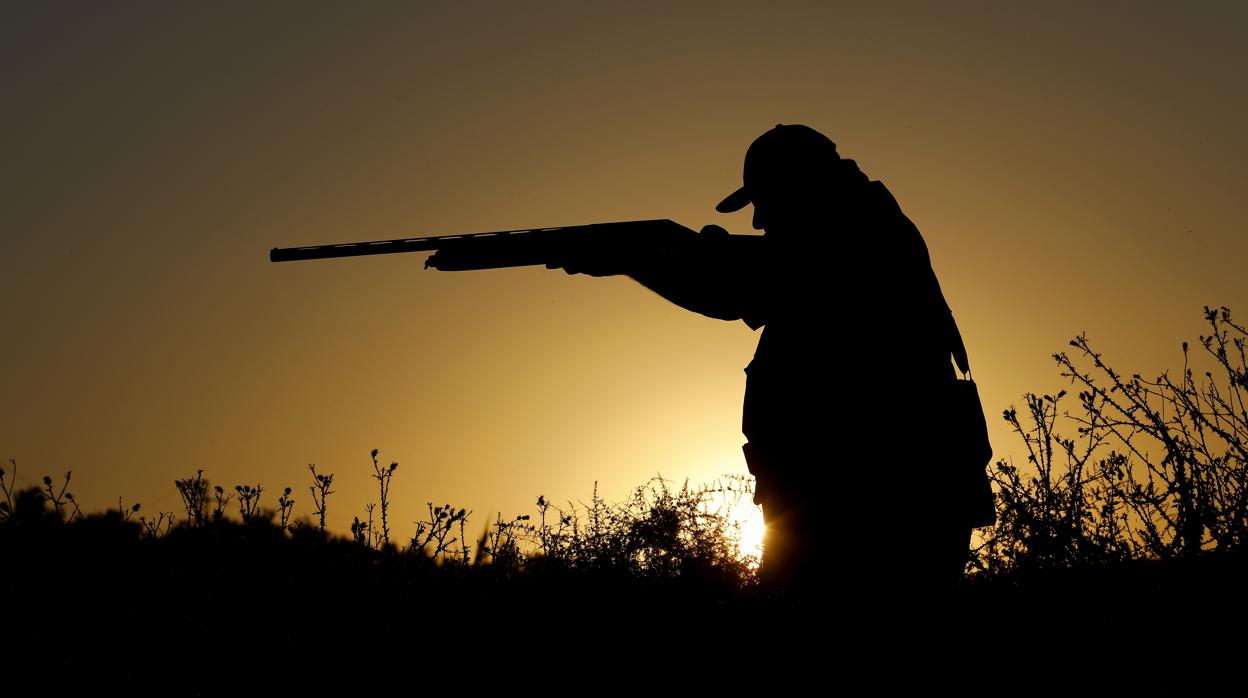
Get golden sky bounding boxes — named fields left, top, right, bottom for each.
left=3, top=2, right=1245, bottom=543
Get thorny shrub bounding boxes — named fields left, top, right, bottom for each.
left=971, top=306, right=1247, bottom=577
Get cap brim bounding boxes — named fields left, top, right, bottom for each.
left=715, top=186, right=750, bottom=213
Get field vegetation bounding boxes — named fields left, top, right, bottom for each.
left=4, top=307, right=1246, bottom=671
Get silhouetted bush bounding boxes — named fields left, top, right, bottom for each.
left=5, top=307, right=1247, bottom=674
left=971, top=305, right=1247, bottom=580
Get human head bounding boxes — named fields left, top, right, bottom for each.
left=716, top=124, right=842, bottom=231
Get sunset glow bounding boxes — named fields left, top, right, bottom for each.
left=736, top=504, right=766, bottom=566
left=2, top=3, right=1244, bottom=554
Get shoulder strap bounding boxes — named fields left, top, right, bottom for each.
left=949, top=308, right=971, bottom=377
left=874, top=178, right=973, bottom=377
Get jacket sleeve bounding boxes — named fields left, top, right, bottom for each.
left=626, top=233, right=767, bottom=329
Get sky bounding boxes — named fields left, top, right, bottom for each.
left=3, top=1, right=1245, bottom=547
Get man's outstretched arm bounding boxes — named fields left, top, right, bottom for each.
left=626, top=225, right=766, bottom=328
left=549, top=224, right=766, bottom=328
left=628, top=228, right=753, bottom=324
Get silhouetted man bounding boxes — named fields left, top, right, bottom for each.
left=556, top=124, right=992, bottom=601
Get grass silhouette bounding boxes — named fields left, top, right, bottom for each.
left=4, top=307, right=1247, bottom=674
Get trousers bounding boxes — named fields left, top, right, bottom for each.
left=745, top=441, right=973, bottom=600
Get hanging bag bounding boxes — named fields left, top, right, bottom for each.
left=943, top=307, right=997, bottom=527
left=947, top=370, right=997, bottom=527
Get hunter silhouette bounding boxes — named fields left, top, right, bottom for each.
left=553, top=124, right=993, bottom=599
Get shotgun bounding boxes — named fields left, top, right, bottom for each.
left=269, top=219, right=731, bottom=271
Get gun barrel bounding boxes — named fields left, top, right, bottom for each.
left=270, top=228, right=549, bottom=263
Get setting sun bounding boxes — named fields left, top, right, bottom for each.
left=735, top=504, right=766, bottom=566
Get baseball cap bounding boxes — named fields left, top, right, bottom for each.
left=716, top=124, right=840, bottom=213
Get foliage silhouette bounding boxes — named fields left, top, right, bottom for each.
left=970, top=306, right=1247, bottom=583
left=5, top=308, right=1248, bottom=672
